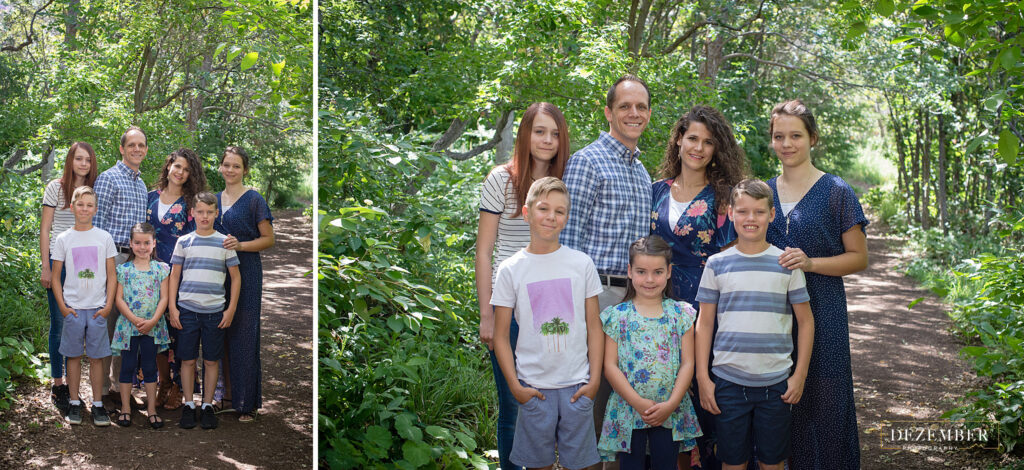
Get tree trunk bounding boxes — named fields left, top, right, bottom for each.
left=186, top=49, right=215, bottom=132
left=699, top=33, right=726, bottom=85
left=936, top=114, right=949, bottom=235
left=912, top=110, right=922, bottom=224
left=493, top=110, right=515, bottom=165
left=64, top=0, right=80, bottom=47
left=922, top=110, right=931, bottom=230
left=886, top=95, right=910, bottom=216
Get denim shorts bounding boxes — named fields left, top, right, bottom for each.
left=510, top=382, right=600, bottom=469
left=58, top=308, right=112, bottom=359
left=713, top=376, right=792, bottom=465
left=176, top=306, right=225, bottom=362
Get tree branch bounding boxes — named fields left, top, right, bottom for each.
left=1, top=0, right=57, bottom=52
left=440, top=110, right=514, bottom=161
left=721, top=53, right=884, bottom=90
left=201, top=106, right=300, bottom=132
left=656, top=0, right=767, bottom=56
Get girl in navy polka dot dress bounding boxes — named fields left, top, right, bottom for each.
left=764, top=100, right=869, bottom=469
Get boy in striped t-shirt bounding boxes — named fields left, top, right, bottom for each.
left=168, top=192, right=241, bottom=430
left=694, top=179, right=814, bottom=470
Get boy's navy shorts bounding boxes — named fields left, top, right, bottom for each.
left=58, top=308, right=112, bottom=359
left=713, top=376, right=792, bottom=465
left=510, top=381, right=601, bottom=469
left=176, top=306, right=225, bottom=362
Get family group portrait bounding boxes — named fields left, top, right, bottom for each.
left=320, top=1, right=1023, bottom=470
left=0, top=0, right=313, bottom=468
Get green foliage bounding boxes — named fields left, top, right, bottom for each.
left=319, top=100, right=496, bottom=467
left=0, top=169, right=48, bottom=409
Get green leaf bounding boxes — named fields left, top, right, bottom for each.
left=401, top=440, right=432, bottom=467
left=321, top=357, right=342, bottom=371
left=998, top=47, right=1021, bottom=70
left=271, top=60, right=286, bottom=77
left=394, top=414, right=422, bottom=441
left=846, top=22, right=868, bottom=41
left=424, top=425, right=452, bottom=440
left=240, top=52, right=259, bottom=71
left=364, top=425, right=393, bottom=459
left=226, top=45, right=243, bottom=62
left=944, top=26, right=965, bottom=48
left=961, top=346, right=987, bottom=357
left=406, top=357, right=428, bottom=367
left=908, top=297, right=925, bottom=309
left=875, top=0, right=895, bottom=17
left=998, top=129, right=1020, bottom=165
left=214, top=42, right=228, bottom=59
left=414, top=294, right=440, bottom=311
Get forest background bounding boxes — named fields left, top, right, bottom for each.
left=320, top=0, right=1023, bottom=468
left=0, top=0, right=312, bottom=417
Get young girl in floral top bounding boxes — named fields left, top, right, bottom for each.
left=598, top=235, right=701, bottom=469
left=112, top=222, right=171, bottom=428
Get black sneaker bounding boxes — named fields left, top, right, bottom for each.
left=92, top=405, right=111, bottom=427
left=67, top=403, right=83, bottom=425
left=51, top=385, right=70, bottom=416
left=200, top=406, right=218, bottom=429
left=179, top=405, right=198, bottom=429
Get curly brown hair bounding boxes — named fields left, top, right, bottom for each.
left=658, top=105, right=749, bottom=207
left=155, top=148, right=208, bottom=213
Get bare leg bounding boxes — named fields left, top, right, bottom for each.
left=757, top=462, right=784, bottom=470
left=180, top=360, right=197, bottom=404
left=66, top=357, right=82, bottom=402
left=202, top=360, right=219, bottom=405
left=723, top=463, right=748, bottom=470
left=119, top=382, right=132, bottom=412
left=145, top=381, right=158, bottom=416
left=89, top=358, right=105, bottom=403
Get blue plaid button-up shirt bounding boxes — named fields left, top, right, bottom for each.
left=560, top=131, right=652, bottom=276
left=93, top=160, right=148, bottom=246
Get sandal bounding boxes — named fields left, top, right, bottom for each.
left=213, top=398, right=234, bottom=414
left=162, top=383, right=183, bottom=410
left=149, top=414, right=164, bottom=429
left=238, top=411, right=257, bottom=423
left=116, top=411, right=132, bottom=427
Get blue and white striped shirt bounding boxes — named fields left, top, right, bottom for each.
left=171, top=232, right=239, bottom=313
left=94, top=161, right=148, bottom=246
left=696, top=245, right=811, bottom=387
left=560, top=132, right=652, bottom=276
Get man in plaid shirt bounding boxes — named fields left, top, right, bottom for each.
left=560, top=75, right=653, bottom=469
left=93, top=125, right=149, bottom=406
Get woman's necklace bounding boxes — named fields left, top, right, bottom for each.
left=777, top=170, right=823, bottom=236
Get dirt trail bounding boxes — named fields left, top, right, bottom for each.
left=848, top=219, right=998, bottom=469
left=0, top=209, right=313, bottom=469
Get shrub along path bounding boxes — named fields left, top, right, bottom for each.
left=847, top=217, right=1003, bottom=468
left=0, top=209, right=313, bottom=469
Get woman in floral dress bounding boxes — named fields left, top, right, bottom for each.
left=650, top=106, right=747, bottom=468
left=147, top=148, right=207, bottom=409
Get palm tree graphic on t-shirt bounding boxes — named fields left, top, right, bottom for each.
left=71, top=245, right=99, bottom=292
left=541, top=317, right=569, bottom=352
left=526, top=278, right=574, bottom=354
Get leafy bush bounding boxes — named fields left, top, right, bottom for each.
left=318, top=103, right=498, bottom=468
left=940, top=213, right=1024, bottom=452
left=0, top=169, right=48, bottom=408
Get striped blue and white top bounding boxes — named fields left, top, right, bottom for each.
left=696, top=245, right=810, bottom=387
left=171, top=231, right=239, bottom=313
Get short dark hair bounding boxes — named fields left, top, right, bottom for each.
left=194, top=191, right=217, bottom=208
left=606, top=74, right=651, bottom=109
left=120, top=126, right=147, bottom=147
left=730, top=178, right=774, bottom=207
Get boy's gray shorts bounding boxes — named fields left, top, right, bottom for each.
left=510, top=382, right=601, bottom=469
left=58, top=308, right=112, bottom=359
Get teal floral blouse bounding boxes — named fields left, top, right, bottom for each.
left=111, top=261, right=171, bottom=353
left=598, top=299, right=702, bottom=460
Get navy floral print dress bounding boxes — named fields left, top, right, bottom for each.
left=650, top=180, right=736, bottom=306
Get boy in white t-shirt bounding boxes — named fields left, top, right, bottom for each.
left=51, top=186, right=117, bottom=427
left=492, top=177, right=604, bottom=470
